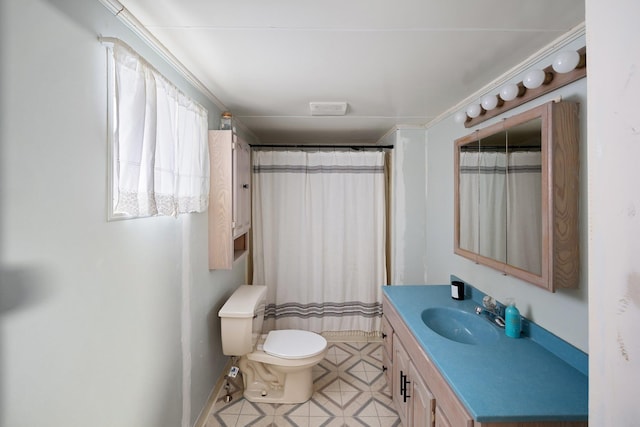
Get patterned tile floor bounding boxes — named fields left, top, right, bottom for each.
left=205, top=342, right=401, bottom=427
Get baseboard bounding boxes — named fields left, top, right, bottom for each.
left=193, top=359, right=235, bottom=427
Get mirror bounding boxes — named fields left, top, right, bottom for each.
left=454, top=101, right=580, bottom=292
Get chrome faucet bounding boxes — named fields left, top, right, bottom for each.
left=475, top=296, right=506, bottom=328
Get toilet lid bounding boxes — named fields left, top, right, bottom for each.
left=263, top=330, right=327, bottom=359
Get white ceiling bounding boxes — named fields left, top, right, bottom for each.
left=116, top=0, right=585, bottom=145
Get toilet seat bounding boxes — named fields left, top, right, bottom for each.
left=263, top=330, right=327, bottom=359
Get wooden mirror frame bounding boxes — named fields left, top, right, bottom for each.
left=454, top=101, right=580, bottom=292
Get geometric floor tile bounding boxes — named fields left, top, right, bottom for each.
left=205, top=342, right=401, bottom=427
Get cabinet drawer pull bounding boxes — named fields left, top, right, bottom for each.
left=400, top=370, right=411, bottom=402
left=381, top=332, right=387, bottom=339
left=403, top=379, right=411, bottom=402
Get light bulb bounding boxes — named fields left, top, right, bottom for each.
left=481, top=94, right=499, bottom=111
left=552, top=50, right=580, bottom=73
left=500, top=84, right=519, bottom=101
left=523, top=69, right=546, bottom=89
left=466, top=104, right=482, bottom=119
left=454, top=111, right=468, bottom=124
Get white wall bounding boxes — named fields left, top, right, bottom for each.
left=0, top=1, right=244, bottom=426
left=421, top=37, right=589, bottom=352
left=586, top=0, right=640, bottom=423
left=389, top=128, right=428, bottom=285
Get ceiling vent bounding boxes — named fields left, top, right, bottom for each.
left=309, top=102, right=348, bottom=116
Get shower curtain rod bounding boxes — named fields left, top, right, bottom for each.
left=461, top=145, right=541, bottom=152
left=251, top=144, right=393, bottom=150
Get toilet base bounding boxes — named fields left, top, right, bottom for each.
left=238, top=348, right=327, bottom=404
left=242, top=362, right=315, bottom=404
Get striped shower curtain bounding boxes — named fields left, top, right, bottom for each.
left=459, top=150, right=541, bottom=273
left=251, top=150, right=387, bottom=337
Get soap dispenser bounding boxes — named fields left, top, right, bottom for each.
left=505, top=298, right=521, bottom=338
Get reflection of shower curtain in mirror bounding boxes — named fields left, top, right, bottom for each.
left=460, top=151, right=541, bottom=273
left=459, top=152, right=480, bottom=252
left=507, top=152, right=542, bottom=274
left=459, top=152, right=506, bottom=261
left=252, top=150, right=386, bottom=337
left=479, top=152, right=507, bottom=262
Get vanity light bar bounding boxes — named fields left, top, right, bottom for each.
left=455, top=47, right=586, bottom=128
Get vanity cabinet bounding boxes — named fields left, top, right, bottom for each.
left=383, top=293, right=588, bottom=427
left=208, top=130, right=251, bottom=269
left=385, top=296, right=473, bottom=427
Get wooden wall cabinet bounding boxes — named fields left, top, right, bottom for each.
left=454, top=101, right=580, bottom=292
left=208, top=130, right=251, bottom=270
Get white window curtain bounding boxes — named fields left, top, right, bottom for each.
left=252, top=150, right=387, bottom=337
left=110, top=41, right=209, bottom=218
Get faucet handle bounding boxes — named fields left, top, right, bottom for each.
left=482, top=295, right=497, bottom=311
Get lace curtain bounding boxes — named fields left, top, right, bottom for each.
left=110, top=41, right=209, bottom=218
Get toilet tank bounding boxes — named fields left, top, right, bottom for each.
left=218, top=285, right=267, bottom=356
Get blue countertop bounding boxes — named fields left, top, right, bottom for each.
left=383, top=285, right=588, bottom=423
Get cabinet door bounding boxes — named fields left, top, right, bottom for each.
left=381, top=316, right=393, bottom=389
left=435, top=406, right=453, bottom=427
left=208, top=130, right=250, bottom=269
left=232, top=138, right=251, bottom=238
left=381, top=316, right=393, bottom=361
left=392, top=336, right=411, bottom=427
left=410, top=361, right=435, bottom=427
left=382, top=349, right=392, bottom=391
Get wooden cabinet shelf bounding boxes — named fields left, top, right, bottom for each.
left=208, top=130, right=251, bottom=270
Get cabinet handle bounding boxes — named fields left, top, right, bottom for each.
left=381, top=332, right=387, bottom=339
left=403, top=379, right=411, bottom=402
left=402, top=377, right=411, bottom=403
left=382, top=365, right=387, bottom=372
left=242, top=184, right=249, bottom=189
left=400, top=371, right=411, bottom=402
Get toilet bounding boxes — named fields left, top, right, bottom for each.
left=218, top=284, right=328, bottom=404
